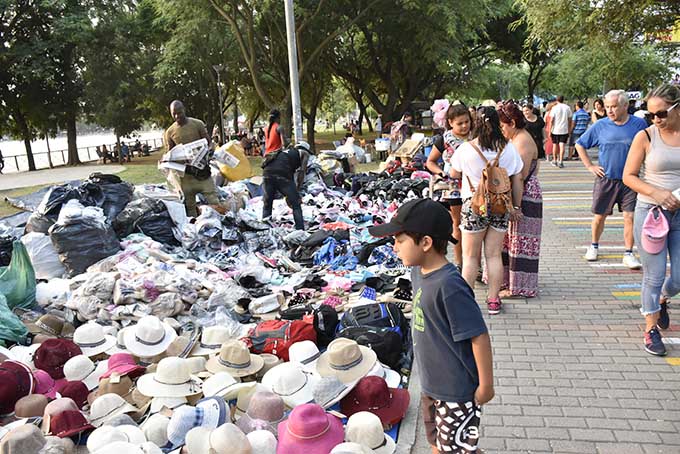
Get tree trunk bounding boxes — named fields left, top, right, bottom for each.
left=65, top=109, right=80, bottom=166
left=116, top=134, right=122, bottom=163
left=233, top=101, right=238, bottom=135
left=306, top=106, right=317, bottom=153
left=15, top=111, right=36, bottom=171
left=45, top=133, right=54, bottom=169
left=357, top=109, right=364, bottom=136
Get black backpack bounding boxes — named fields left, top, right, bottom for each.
left=337, top=326, right=403, bottom=370
left=336, top=302, right=408, bottom=339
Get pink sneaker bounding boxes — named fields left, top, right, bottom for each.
left=487, top=298, right=502, bottom=315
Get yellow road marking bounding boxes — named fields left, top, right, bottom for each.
left=611, top=291, right=641, bottom=297
left=665, top=357, right=680, bottom=366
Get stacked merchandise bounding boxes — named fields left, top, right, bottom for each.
left=0, top=163, right=436, bottom=453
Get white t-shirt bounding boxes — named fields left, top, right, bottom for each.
left=450, top=141, right=524, bottom=199
left=549, top=103, right=573, bottom=135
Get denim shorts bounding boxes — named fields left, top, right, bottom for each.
left=460, top=198, right=509, bottom=233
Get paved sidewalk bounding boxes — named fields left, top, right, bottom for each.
left=405, top=158, right=680, bottom=454
left=0, top=164, right=125, bottom=191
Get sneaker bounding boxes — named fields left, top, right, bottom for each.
left=622, top=253, right=642, bottom=270
left=551, top=161, right=558, bottom=167
left=658, top=297, right=670, bottom=330
left=487, top=298, right=502, bottom=315
left=558, top=162, right=564, bottom=168
left=644, top=328, right=667, bottom=356
left=584, top=246, right=598, bottom=261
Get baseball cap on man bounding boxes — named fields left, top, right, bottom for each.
left=368, top=198, right=455, bottom=243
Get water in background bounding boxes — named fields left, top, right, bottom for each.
left=0, top=130, right=164, bottom=173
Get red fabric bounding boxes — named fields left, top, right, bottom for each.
left=264, top=123, right=283, bottom=154
left=243, top=320, right=317, bottom=361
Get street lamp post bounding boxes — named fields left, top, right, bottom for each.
left=213, top=64, right=226, bottom=144
left=284, top=0, right=303, bottom=143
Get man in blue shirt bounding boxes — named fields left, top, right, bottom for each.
left=567, top=101, right=590, bottom=159
left=575, top=90, right=648, bottom=269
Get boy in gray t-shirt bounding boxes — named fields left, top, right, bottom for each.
left=369, top=198, right=494, bottom=454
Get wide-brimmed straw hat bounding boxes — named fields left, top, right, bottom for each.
left=73, top=323, right=116, bottom=357
left=312, top=376, right=358, bottom=409
left=25, top=314, right=75, bottom=339
left=123, top=316, right=177, bottom=358
left=136, top=357, right=203, bottom=398
left=205, top=340, right=264, bottom=378
left=190, top=326, right=235, bottom=357
left=316, top=338, right=376, bottom=384
left=288, top=340, right=320, bottom=373
left=63, top=355, right=108, bottom=390
left=202, top=372, right=253, bottom=402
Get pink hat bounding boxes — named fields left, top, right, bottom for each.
left=276, top=403, right=344, bottom=454
left=641, top=206, right=669, bottom=254
left=100, top=353, right=145, bottom=380
left=33, top=370, right=60, bottom=399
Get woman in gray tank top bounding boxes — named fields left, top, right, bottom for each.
left=623, top=84, right=680, bottom=357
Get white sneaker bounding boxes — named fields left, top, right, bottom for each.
left=584, top=246, right=598, bottom=261
left=623, top=254, right=642, bottom=270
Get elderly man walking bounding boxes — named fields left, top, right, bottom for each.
left=575, top=90, right=648, bottom=269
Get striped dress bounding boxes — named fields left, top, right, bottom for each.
left=502, top=160, right=542, bottom=297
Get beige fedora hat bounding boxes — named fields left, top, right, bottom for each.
left=316, top=338, right=376, bottom=384
left=205, top=340, right=264, bottom=378
left=136, top=357, right=203, bottom=398
left=190, top=326, right=235, bottom=357
left=89, top=393, right=139, bottom=427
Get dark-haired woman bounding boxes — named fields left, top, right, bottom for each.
left=264, top=109, right=288, bottom=154
left=426, top=103, right=472, bottom=267
left=499, top=101, right=543, bottom=298
left=592, top=99, right=606, bottom=123
left=522, top=104, right=546, bottom=160
left=450, top=107, right=524, bottom=315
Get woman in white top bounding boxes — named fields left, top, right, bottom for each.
left=450, top=106, right=524, bottom=315
left=623, top=83, right=680, bottom=357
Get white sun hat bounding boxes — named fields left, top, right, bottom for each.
left=190, top=326, right=235, bottom=357
left=261, top=362, right=319, bottom=408
left=63, top=355, right=108, bottom=390
left=202, top=372, right=254, bottom=401
left=136, top=357, right=203, bottom=398
left=345, top=412, right=396, bottom=454
left=89, top=393, right=139, bottom=427
left=73, top=323, right=117, bottom=357
left=288, top=340, right=320, bottom=373
left=86, top=424, right=146, bottom=452
left=123, top=316, right=177, bottom=358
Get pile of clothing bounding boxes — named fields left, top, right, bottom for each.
left=0, top=166, right=432, bottom=453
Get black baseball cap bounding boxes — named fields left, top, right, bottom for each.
left=368, top=198, right=455, bottom=243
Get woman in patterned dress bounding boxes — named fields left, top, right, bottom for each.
left=498, top=101, right=543, bottom=297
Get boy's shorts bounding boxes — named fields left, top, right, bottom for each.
left=421, top=394, right=481, bottom=453
left=460, top=198, right=509, bottom=233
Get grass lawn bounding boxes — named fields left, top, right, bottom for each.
left=0, top=133, right=381, bottom=218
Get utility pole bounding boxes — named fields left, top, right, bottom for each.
left=213, top=64, right=226, bottom=144
left=284, top=0, right=303, bottom=143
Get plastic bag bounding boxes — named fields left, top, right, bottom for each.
left=83, top=173, right=134, bottom=221
left=0, top=241, right=36, bottom=310
left=113, top=198, right=179, bottom=246
left=49, top=201, right=121, bottom=277
left=0, top=294, right=29, bottom=345
left=25, top=184, right=81, bottom=234
left=20, top=232, right=66, bottom=280
left=35, top=279, right=70, bottom=308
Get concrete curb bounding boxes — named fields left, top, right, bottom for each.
left=395, top=362, right=421, bottom=454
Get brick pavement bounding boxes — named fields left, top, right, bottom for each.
left=405, top=158, right=680, bottom=454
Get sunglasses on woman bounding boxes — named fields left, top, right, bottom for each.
left=647, top=102, right=678, bottom=120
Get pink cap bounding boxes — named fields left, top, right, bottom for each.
left=641, top=206, right=669, bottom=255
left=33, top=369, right=59, bottom=399
left=100, top=353, right=145, bottom=380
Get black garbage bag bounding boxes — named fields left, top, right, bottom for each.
left=25, top=184, right=81, bottom=234
left=84, top=173, right=134, bottom=221
left=0, top=235, right=14, bottom=267
left=113, top=198, right=179, bottom=245
left=49, top=215, right=121, bottom=277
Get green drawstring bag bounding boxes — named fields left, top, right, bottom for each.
left=0, top=241, right=36, bottom=310
left=0, top=294, right=29, bottom=345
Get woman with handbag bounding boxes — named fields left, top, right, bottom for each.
left=498, top=101, right=543, bottom=298
left=623, top=83, right=680, bottom=356
left=450, top=106, right=524, bottom=315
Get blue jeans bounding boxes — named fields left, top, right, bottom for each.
left=634, top=201, right=680, bottom=315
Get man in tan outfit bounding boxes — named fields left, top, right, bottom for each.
left=163, top=100, right=220, bottom=217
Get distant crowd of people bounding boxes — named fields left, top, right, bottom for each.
left=96, top=139, right=151, bottom=164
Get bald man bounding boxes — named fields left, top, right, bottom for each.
left=163, top=100, right=220, bottom=217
